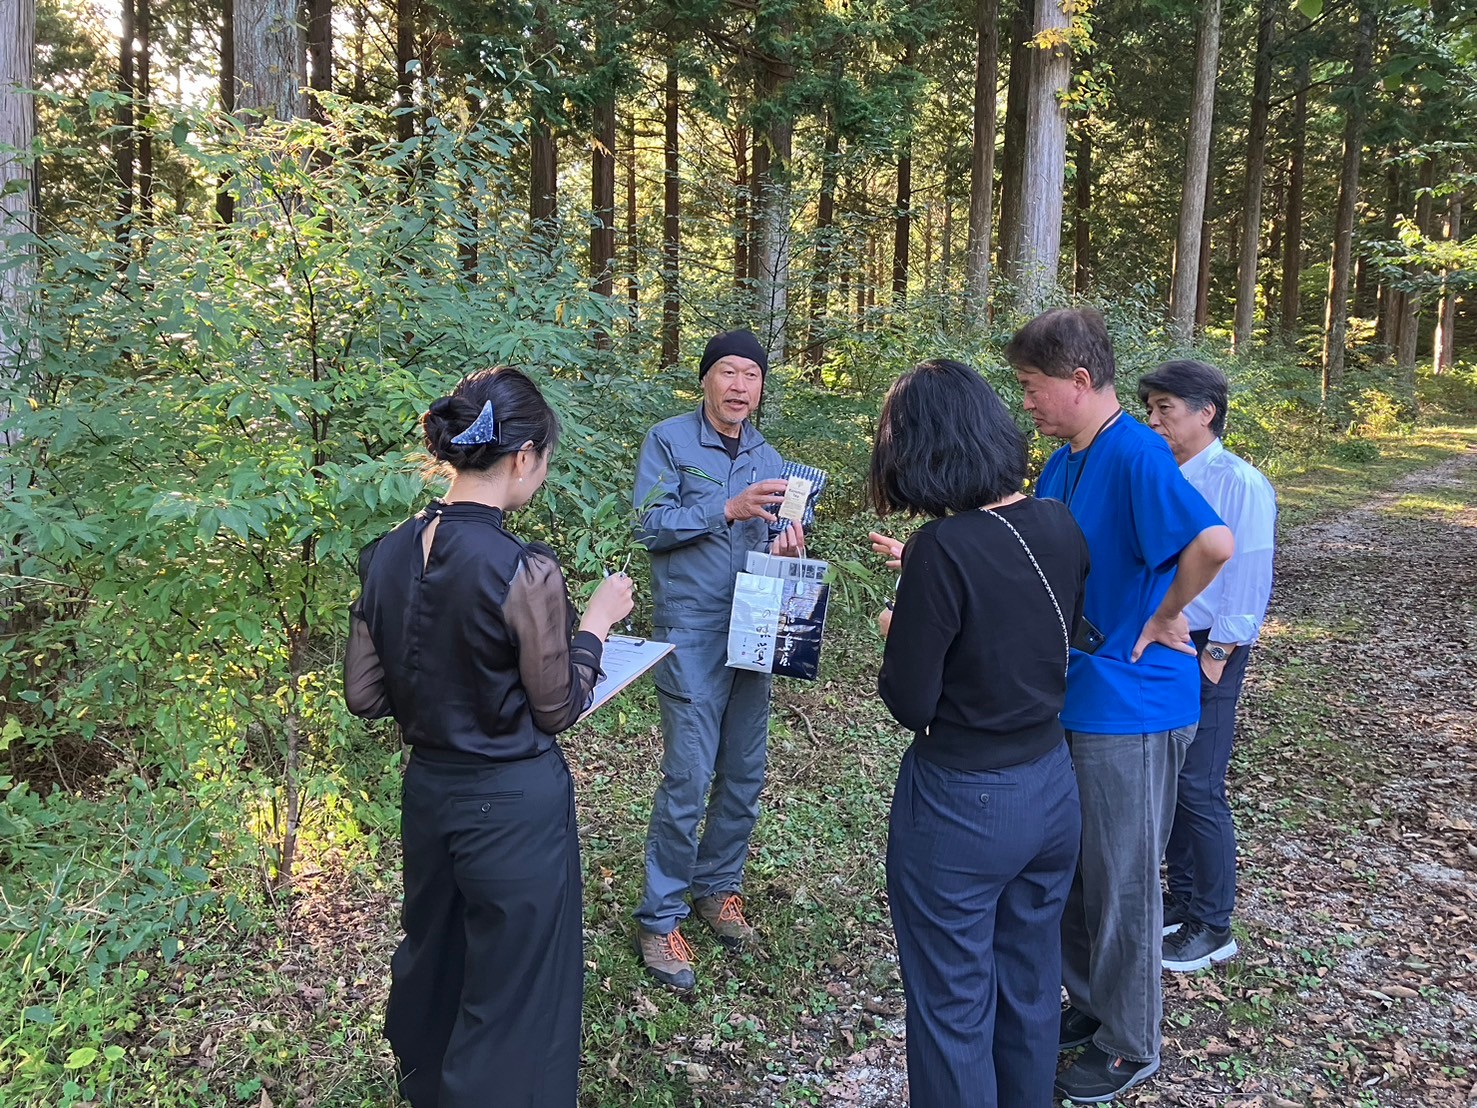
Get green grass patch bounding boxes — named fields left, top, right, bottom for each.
left=1271, top=421, right=1477, bottom=529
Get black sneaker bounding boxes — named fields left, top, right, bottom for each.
left=1059, top=1006, right=1101, bottom=1050
left=1162, top=892, right=1189, bottom=936
left=1054, top=1044, right=1160, bottom=1103
left=1162, top=919, right=1238, bottom=972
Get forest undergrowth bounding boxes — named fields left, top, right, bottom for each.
left=4, top=382, right=1477, bottom=1107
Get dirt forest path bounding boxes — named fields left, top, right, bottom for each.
left=816, top=445, right=1477, bottom=1108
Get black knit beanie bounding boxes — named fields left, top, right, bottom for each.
left=699, top=329, right=769, bottom=379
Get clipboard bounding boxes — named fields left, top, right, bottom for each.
left=579, top=635, right=675, bottom=721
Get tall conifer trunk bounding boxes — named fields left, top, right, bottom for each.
left=351, top=0, right=366, bottom=101
left=1195, top=152, right=1215, bottom=330
left=590, top=83, right=616, bottom=347
left=1394, top=157, right=1435, bottom=377
left=805, top=122, right=840, bottom=370
left=1013, top=0, right=1071, bottom=312
left=997, top=0, right=1030, bottom=286
left=529, top=124, right=557, bottom=229
left=307, top=0, right=332, bottom=122
left=217, top=0, right=234, bottom=221
left=528, top=1, right=558, bottom=232
left=1, top=0, right=36, bottom=461
left=892, top=143, right=912, bottom=302
left=661, top=59, right=680, bottom=370
left=1433, top=197, right=1461, bottom=374
left=1279, top=57, right=1308, bottom=340
left=625, top=113, right=639, bottom=317
left=591, top=90, right=617, bottom=298
left=752, top=52, right=793, bottom=361
left=748, top=136, right=766, bottom=287
left=1232, top=0, right=1274, bottom=351
left=1321, top=1, right=1374, bottom=395
left=235, top=0, right=303, bottom=121
left=394, top=0, right=416, bottom=144
left=137, top=0, right=153, bottom=219
left=1169, top=0, right=1221, bottom=341
left=733, top=124, right=749, bottom=288
left=891, top=41, right=917, bottom=305
left=965, top=0, right=998, bottom=309
left=1378, top=160, right=1403, bottom=346
left=1073, top=125, right=1091, bottom=291
left=117, top=0, right=136, bottom=231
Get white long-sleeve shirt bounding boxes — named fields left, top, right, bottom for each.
left=1181, top=438, right=1277, bottom=645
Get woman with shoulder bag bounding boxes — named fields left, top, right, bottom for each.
left=869, top=359, right=1090, bottom=1108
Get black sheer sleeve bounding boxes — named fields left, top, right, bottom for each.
left=345, top=539, right=393, bottom=719
left=345, top=601, right=393, bottom=719
left=503, top=543, right=605, bottom=734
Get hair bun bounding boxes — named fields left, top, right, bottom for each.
left=423, top=397, right=463, bottom=462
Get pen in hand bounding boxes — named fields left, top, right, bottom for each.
left=604, top=558, right=636, bottom=634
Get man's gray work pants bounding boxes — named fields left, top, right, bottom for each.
left=635, top=626, right=772, bottom=934
left=1061, top=726, right=1195, bottom=1064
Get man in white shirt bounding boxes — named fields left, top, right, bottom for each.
left=1138, top=360, right=1277, bottom=974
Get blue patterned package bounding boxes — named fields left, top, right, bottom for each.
left=728, top=552, right=832, bottom=681
left=768, top=461, right=828, bottom=540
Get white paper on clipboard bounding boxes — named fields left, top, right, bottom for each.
left=579, top=635, right=675, bottom=721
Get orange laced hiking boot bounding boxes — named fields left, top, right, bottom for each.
left=692, top=893, right=755, bottom=951
left=636, top=926, right=697, bottom=991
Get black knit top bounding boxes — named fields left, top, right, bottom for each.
left=345, top=501, right=604, bottom=761
left=878, top=497, right=1090, bottom=771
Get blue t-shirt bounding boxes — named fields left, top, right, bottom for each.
left=1037, top=414, right=1224, bottom=734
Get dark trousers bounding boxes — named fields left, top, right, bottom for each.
left=887, top=742, right=1081, bottom=1108
left=1165, top=636, right=1252, bottom=931
left=386, top=745, right=583, bottom=1108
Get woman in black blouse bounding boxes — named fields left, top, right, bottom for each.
left=345, top=367, right=633, bottom=1108
left=869, top=359, right=1090, bottom=1108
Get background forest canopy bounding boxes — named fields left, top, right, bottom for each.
left=0, top=0, right=1476, bottom=1104
left=0, top=0, right=1475, bottom=888
left=0, top=0, right=1475, bottom=895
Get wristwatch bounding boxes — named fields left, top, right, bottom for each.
left=1205, top=644, right=1232, bottom=662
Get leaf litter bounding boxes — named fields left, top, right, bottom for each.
left=800, top=448, right=1477, bottom=1107
left=171, top=448, right=1476, bottom=1107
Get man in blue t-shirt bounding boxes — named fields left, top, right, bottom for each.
left=1005, top=308, right=1234, bottom=1104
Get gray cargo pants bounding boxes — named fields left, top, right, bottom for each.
left=634, top=626, right=772, bottom=934
left=1061, top=726, right=1195, bottom=1064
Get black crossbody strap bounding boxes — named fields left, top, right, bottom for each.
left=981, top=509, right=1070, bottom=676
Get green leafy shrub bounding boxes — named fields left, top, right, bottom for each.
left=1, top=90, right=669, bottom=882
left=1350, top=387, right=1412, bottom=438
left=1419, top=361, right=1477, bottom=418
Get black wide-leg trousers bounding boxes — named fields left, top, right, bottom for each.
left=386, top=745, right=583, bottom=1108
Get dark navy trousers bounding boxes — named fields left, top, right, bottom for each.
left=1165, top=636, right=1253, bottom=931
left=887, top=741, right=1081, bottom=1108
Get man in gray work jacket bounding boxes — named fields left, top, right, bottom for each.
left=632, top=328, right=803, bottom=991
